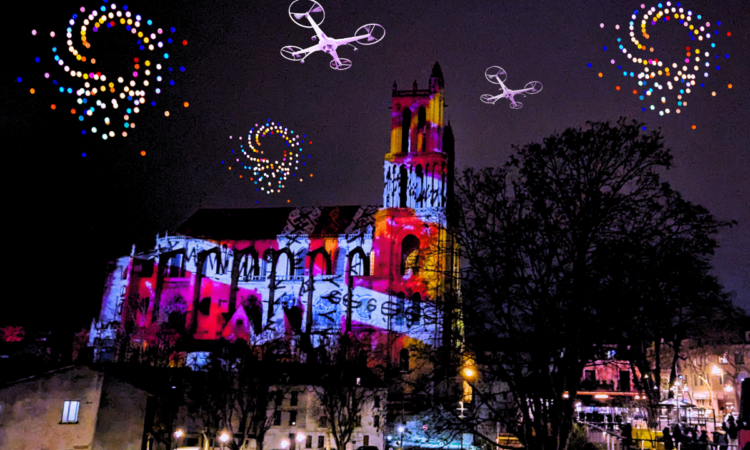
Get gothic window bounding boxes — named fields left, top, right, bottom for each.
left=239, top=253, right=258, bottom=281
left=350, top=250, right=368, bottom=276
left=167, top=253, right=186, bottom=278
left=401, top=108, right=411, bottom=153
left=399, top=165, right=408, bottom=208
left=276, top=251, right=292, bottom=277
left=310, top=250, right=330, bottom=276
left=318, top=436, right=325, bottom=448
left=401, top=235, right=420, bottom=276
left=417, top=106, right=426, bottom=129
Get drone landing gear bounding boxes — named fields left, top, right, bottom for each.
left=330, top=58, right=352, bottom=70
left=510, top=101, right=523, bottom=110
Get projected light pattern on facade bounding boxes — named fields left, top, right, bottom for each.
left=27, top=1, right=187, bottom=139
left=595, top=1, right=732, bottom=117
left=90, top=64, right=454, bottom=371
left=226, top=121, right=312, bottom=194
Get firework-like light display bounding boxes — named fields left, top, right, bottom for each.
left=225, top=121, right=312, bottom=194
left=594, top=2, right=732, bottom=117
left=26, top=1, right=187, bottom=139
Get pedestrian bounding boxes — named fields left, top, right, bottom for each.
left=621, top=423, right=634, bottom=450
left=723, top=415, right=739, bottom=449
left=698, top=429, right=710, bottom=450
left=663, top=427, right=675, bottom=450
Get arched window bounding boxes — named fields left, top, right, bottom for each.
left=401, top=108, right=411, bottom=154
left=399, top=348, right=410, bottom=372
left=239, top=253, right=258, bottom=281
left=276, top=250, right=292, bottom=277
left=399, top=165, right=408, bottom=208
left=166, top=253, right=186, bottom=278
left=417, top=106, right=426, bottom=129
left=401, top=235, right=420, bottom=276
left=309, top=250, right=330, bottom=276
left=350, top=250, right=368, bottom=276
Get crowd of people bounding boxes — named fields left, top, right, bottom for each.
left=638, top=415, right=741, bottom=450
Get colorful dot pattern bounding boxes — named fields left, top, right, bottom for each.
left=225, top=121, right=312, bottom=194
left=28, top=1, right=186, bottom=139
left=594, top=2, right=732, bottom=117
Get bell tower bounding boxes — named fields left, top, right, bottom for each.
left=383, top=62, right=451, bottom=210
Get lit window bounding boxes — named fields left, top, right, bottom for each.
left=61, top=400, right=80, bottom=423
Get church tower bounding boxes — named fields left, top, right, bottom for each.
left=383, top=62, right=451, bottom=210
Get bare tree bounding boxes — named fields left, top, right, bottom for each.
left=314, top=335, right=382, bottom=450
left=424, top=119, right=737, bottom=450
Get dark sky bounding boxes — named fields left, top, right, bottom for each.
left=1, top=0, right=748, bottom=331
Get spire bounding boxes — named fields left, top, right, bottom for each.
left=430, top=62, right=445, bottom=90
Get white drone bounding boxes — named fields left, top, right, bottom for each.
left=281, top=0, right=385, bottom=70
left=480, top=66, right=543, bottom=109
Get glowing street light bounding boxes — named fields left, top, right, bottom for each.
left=296, top=433, right=306, bottom=443
left=711, top=366, right=723, bottom=376
left=725, top=385, right=734, bottom=393
left=462, top=367, right=476, bottom=379
left=281, top=440, right=290, bottom=449
left=174, top=429, right=184, bottom=439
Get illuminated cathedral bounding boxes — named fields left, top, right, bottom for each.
left=89, top=63, right=456, bottom=374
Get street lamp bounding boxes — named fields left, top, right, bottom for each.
left=398, top=426, right=405, bottom=449
left=296, top=433, right=306, bottom=445
left=174, top=429, right=184, bottom=439
left=219, top=432, right=230, bottom=450
left=281, top=439, right=290, bottom=449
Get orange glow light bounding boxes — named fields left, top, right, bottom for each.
left=728, top=84, right=733, bottom=89
left=598, top=72, right=603, bottom=78
left=616, top=86, right=621, bottom=91
left=29, top=88, right=35, bottom=94
left=51, top=104, right=56, bottom=110
left=71, top=109, right=76, bottom=114
left=140, top=150, right=146, bottom=156
left=183, top=102, right=189, bottom=108
left=691, top=125, right=696, bottom=129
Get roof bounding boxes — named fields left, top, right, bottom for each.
left=175, top=205, right=380, bottom=240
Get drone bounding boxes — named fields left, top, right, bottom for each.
left=280, top=0, right=385, bottom=70
left=480, top=66, right=543, bottom=109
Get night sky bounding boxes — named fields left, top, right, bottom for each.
left=1, top=0, right=748, bottom=331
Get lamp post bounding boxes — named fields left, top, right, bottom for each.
left=173, top=429, right=184, bottom=450
left=281, top=439, right=290, bottom=450
left=219, top=432, right=230, bottom=450
left=398, top=426, right=405, bottom=449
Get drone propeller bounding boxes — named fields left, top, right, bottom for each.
left=354, top=24, right=385, bottom=45
left=288, top=0, right=325, bottom=28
